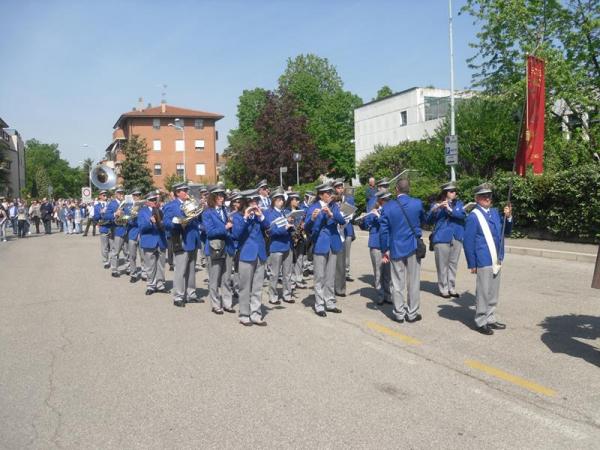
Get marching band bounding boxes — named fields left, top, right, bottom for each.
left=92, top=174, right=514, bottom=334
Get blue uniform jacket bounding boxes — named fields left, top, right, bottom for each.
left=359, top=210, right=382, bottom=249
left=232, top=212, right=270, bottom=262
left=366, top=196, right=378, bottom=212
left=93, top=202, right=110, bottom=234
left=265, top=208, right=292, bottom=253
left=379, top=195, right=425, bottom=259
left=104, top=199, right=127, bottom=238
left=137, top=206, right=167, bottom=250
left=463, top=206, right=513, bottom=269
left=304, top=201, right=346, bottom=255
left=202, top=207, right=235, bottom=257
left=125, top=204, right=140, bottom=240
left=426, top=200, right=466, bottom=244
left=339, top=195, right=355, bottom=238
left=163, top=199, right=201, bottom=252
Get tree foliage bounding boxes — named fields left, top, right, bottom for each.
left=119, top=136, right=154, bottom=193
left=0, top=139, right=10, bottom=194
left=374, top=85, right=394, bottom=100
left=24, top=139, right=80, bottom=198
left=163, top=173, right=184, bottom=193
left=35, top=167, right=51, bottom=199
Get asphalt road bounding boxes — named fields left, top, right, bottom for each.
left=1, top=231, right=599, bottom=449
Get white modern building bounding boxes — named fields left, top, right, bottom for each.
left=354, top=86, right=471, bottom=162
left=0, top=118, right=26, bottom=198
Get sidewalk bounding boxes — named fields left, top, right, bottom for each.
left=355, top=230, right=598, bottom=264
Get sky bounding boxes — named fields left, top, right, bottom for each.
left=0, top=0, right=479, bottom=166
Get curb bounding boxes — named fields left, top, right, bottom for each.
left=506, top=245, right=596, bottom=263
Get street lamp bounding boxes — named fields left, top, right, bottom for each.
left=168, top=118, right=186, bottom=181
left=292, top=152, right=302, bottom=186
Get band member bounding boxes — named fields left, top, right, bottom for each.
left=285, top=192, right=307, bottom=290
left=426, top=182, right=466, bottom=299
left=104, top=187, right=127, bottom=277
left=367, top=178, right=390, bottom=211
left=300, top=191, right=315, bottom=275
left=358, top=191, right=392, bottom=305
left=163, top=182, right=201, bottom=308
left=304, top=182, right=345, bottom=317
left=126, top=189, right=144, bottom=283
left=266, top=187, right=295, bottom=305
left=202, top=185, right=236, bottom=315
left=227, top=192, right=243, bottom=297
left=256, top=179, right=271, bottom=210
left=137, top=191, right=168, bottom=295
left=93, top=190, right=111, bottom=269
left=463, top=183, right=513, bottom=335
left=380, top=178, right=426, bottom=323
left=197, top=185, right=209, bottom=270
left=332, top=179, right=355, bottom=298
left=232, top=190, right=270, bottom=326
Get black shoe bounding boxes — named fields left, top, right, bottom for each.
left=240, top=320, right=253, bottom=327
left=111, top=272, right=120, bottom=278
left=173, top=300, right=186, bottom=307
left=476, top=325, right=494, bottom=335
left=156, top=287, right=170, bottom=294
left=315, top=310, right=327, bottom=317
left=282, top=298, right=295, bottom=304
left=488, top=322, right=506, bottom=330
left=187, top=297, right=200, bottom=303
left=145, top=289, right=155, bottom=296
left=393, top=316, right=405, bottom=324
left=125, top=269, right=131, bottom=276
left=212, top=308, right=224, bottom=315
left=129, top=276, right=138, bottom=283
left=440, top=293, right=451, bottom=299
left=169, top=265, right=174, bottom=272
left=269, top=300, right=281, bottom=305
left=449, top=292, right=460, bottom=298
left=223, top=307, right=236, bottom=314
left=345, top=276, right=354, bottom=282
left=103, top=263, right=110, bottom=269
left=406, top=314, right=422, bottom=323
left=252, top=319, right=267, bottom=326
left=336, top=293, right=346, bottom=297
left=326, top=307, right=342, bottom=314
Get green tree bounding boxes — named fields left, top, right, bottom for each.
left=373, top=85, right=393, bottom=100
left=24, top=139, right=80, bottom=198
left=80, top=157, right=94, bottom=189
left=462, top=0, right=600, bottom=151
left=119, top=136, right=154, bottom=193
left=163, top=173, right=184, bottom=193
left=35, top=167, right=50, bottom=199
left=278, top=54, right=363, bottom=179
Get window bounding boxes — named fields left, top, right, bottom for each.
left=153, top=139, right=161, bottom=151
left=175, top=139, right=185, bottom=151
left=400, top=111, right=407, bottom=127
left=153, top=118, right=160, bottom=129
left=194, top=139, right=205, bottom=151
left=176, top=163, right=184, bottom=177
left=424, top=96, right=450, bottom=121
left=194, top=119, right=204, bottom=129
left=195, top=163, right=206, bottom=176
left=153, top=164, right=162, bottom=176
left=215, top=130, right=219, bottom=141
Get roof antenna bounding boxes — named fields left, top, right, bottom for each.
left=158, top=83, right=168, bottom=104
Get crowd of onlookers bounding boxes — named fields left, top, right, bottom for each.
left=0, top=196, right=100, bottom=241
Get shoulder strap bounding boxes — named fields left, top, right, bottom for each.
left=396, top=198, right=418, bottom=239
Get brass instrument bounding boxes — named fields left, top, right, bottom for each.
left=90, top=165, right=117, bottom=190
left=152, top=207, right=164, bottom=232
left=172, top=197, right=204, bottom=226
left=115, top=200, right=145, bottom=225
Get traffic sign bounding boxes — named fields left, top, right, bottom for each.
left=444, top=135, right=458, bottom=166
left=82, top=187, right=92, bottom=203
left=280, top=167, right=288, bottom=173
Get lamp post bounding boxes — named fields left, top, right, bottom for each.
left=292, top=152, right=301, bottom=186
left=448, top=0, right=457, bottom=182
left=169, top=118, right=186, bottom=181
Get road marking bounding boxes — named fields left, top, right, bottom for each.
left=366, top=321, right=422, bottom=345
left=465, top=359, right=556, bottom=397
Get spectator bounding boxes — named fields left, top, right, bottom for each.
left=58, top=202, right=69, bottom=235
left=83, top=200, right=97, bottom=236
left=74, top=201, right=83, bottom=234
left=8, top=200, right=18, bottom=234
left=17, top=201, right=28, bottom=238
left=365, top=177, right=377, bottom=206
left=0, top=197, right=8, bottom=242
left=40, top=198, right=53, bottom=234
left=29, top=200, right=41, bottom=234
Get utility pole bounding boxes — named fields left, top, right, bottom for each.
left=448, top=0, right=457, bottom=182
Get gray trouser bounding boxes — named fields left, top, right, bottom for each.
left=143, top=248, right=166, bottom=290
left=100, top=233, right=111, bottom=265
left=335, top=243, right=347, bottom=295
left=434, top=239, right=463, bottom=295
left=370, top=248, right=391, bottom=303
left=390, top=254, right=421, bottom=321
left=208, top=254, right=234, bottom=310
left=238, top=259, right=265, bottom=321
left=313, top=252, right=337, bottom=312
left=173, top=250, right=197, bottom=302
left=475, top=266, right=501, bottom=327
left=128, top=238, right=140, bottom=276
left=293, top=253, right=305, bottom=284
left=110, top=235, right=125, bottom=272
left=345, top=237, right=352, bottom=275
left=269, top=251, right=293, bottom=302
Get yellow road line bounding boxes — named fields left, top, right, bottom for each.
left=465, top=359, right=556, bottom=397
left=366, top=321, right=422, bottom=345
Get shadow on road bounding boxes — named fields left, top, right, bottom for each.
left=539, top=314, right=600, bottom=367
left=436, top=291, right=477, bottom=330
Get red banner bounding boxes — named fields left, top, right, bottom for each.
left=515, top=55, right=545, bottom=176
